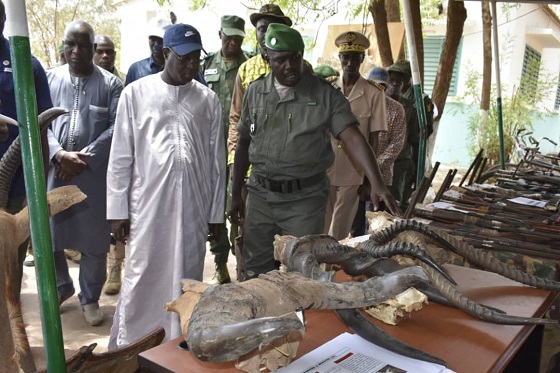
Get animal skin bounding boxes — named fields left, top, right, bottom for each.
left=0, top=108, right=72, bottom=373
left=166, top=267, right=430, bottom=371
left=167, top=222, right=559, bottom=373
left=0, top=185, right=86, bottom=373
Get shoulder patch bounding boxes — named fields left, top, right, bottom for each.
left=367, top=79, right=385, bottom=91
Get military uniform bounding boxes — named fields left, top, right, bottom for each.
left=389, top=95, right=417, bottom=209
left=325, top=75, right=387, bottom=240
left=387, top=60, right=428, bottom=209
left=238, top=71, right=357, bottom=277
left=228, top=54, right=313, bottom=157
left=227, top=3, right=292, bottom=157
left=201, top=15, right=251, bottom=282
left=403, top=86, right=435, bottom=138
left=227, top=54, right=269, bottom=156
left=202, top=46, right=252, bottom=141
left=324, top=31, right=387, bottom=240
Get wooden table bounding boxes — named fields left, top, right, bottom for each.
left=139, top=265, right=557, bottom=373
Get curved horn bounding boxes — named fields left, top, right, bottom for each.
left=336, top=309, right=448, bottom=366
left=370, top=220, right=560, bottom=291
left=360, top=240, right=457, bottom=285
left=0, top=113, right=19, bottom=127
left=0, top=107, right=68, bottom=208
left=0, top=114, right=18, bottom=143
left=424, top=266, right=556, bottom=325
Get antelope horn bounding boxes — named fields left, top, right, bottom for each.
left=371, top=220, right=560, bottom=291
left=425, top=266, right=556, bottom=325
left=336, top=309, right=448, bottom=366
left=0, top=107, right=68, bottom=209
left=0, top=114, right=17, bottom=143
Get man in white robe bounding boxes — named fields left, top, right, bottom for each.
left=106, top=23, right=225, bottom=349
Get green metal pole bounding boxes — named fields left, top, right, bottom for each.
left=491, top=0, right=506, bottom=169
left=412, top=84, right=427, bottom=186
left=496, top=96, right=505, bottom=168
left=6, top=1, right=66, bottom=371
left=402, top=0, right=428, bottom=186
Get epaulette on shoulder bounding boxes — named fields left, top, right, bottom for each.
left=202, top=52, right=216, bottom=62
left=367, top=79, right=385, bottom=91
left=330, top=81, right=341, bottom=91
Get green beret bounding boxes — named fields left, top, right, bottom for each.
left=387, top=59, right=411, bottom=80
left=314, top=65, right=339, bottom=79
left=265, top=23, right=304, bottom=52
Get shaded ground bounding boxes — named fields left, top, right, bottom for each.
left=22, top=245, right=238, bottom=370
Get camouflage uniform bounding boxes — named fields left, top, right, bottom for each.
left=389, top=96, right=417, bottom=209
left=201, top=47, right=251, bottom=266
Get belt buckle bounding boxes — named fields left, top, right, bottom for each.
left=267, top=179, right=280, bottom=193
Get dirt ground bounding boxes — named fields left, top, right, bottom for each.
left=21, top=164, right=466, bottom=370
left=22, top=246, right=238, bottom=370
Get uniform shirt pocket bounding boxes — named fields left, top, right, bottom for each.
left=205, top=73, right=220, bottom=90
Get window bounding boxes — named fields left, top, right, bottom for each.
left=519, top=44, right=541, bottom=102
left=422, top=35, right=463, bottom=96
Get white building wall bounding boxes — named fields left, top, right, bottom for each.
left=424, top=2, right=560, bottom=110
left=116, top=0, right=254, bottom=73
left=116, top=0, right=374, bottom=72
left=116, top=0, right=559, bottom=110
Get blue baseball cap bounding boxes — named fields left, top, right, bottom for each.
left=163, top=23, right=203, bottom=56
left=368, top=67, right=389, bottom=86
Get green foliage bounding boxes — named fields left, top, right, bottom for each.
left=27, top=0, right=120, bottom=68
left=418, top=0, right=444, bottom=26
left=346, top=0, right=368, bottom=21
left=244, top=0, right=339, bottom=27
left=186, top=0, right=207, bottom=12
left=460, top=67, right=556, bottom=165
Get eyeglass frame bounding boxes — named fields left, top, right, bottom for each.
left=165, top=47, right=201, bottom=65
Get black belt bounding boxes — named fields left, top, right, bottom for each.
left=254, top=173, right=324, bottom=193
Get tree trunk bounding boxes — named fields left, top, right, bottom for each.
left=431, top=1, right=467, bottom=121
left=385, top=0, right=400, bottom=21
left=426, top=0, right=467, bottom=167
left=477, top=1, right=493, bottom=154
left=410, top=0, right=424, bottom=84
left=369, top=0, right=394, bottom=67
left=481, top=1, right=492, bottom=112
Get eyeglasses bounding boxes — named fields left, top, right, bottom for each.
left=222, top=35, right=243, bottom=44
left=168, top=48, right=200, bottom=65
